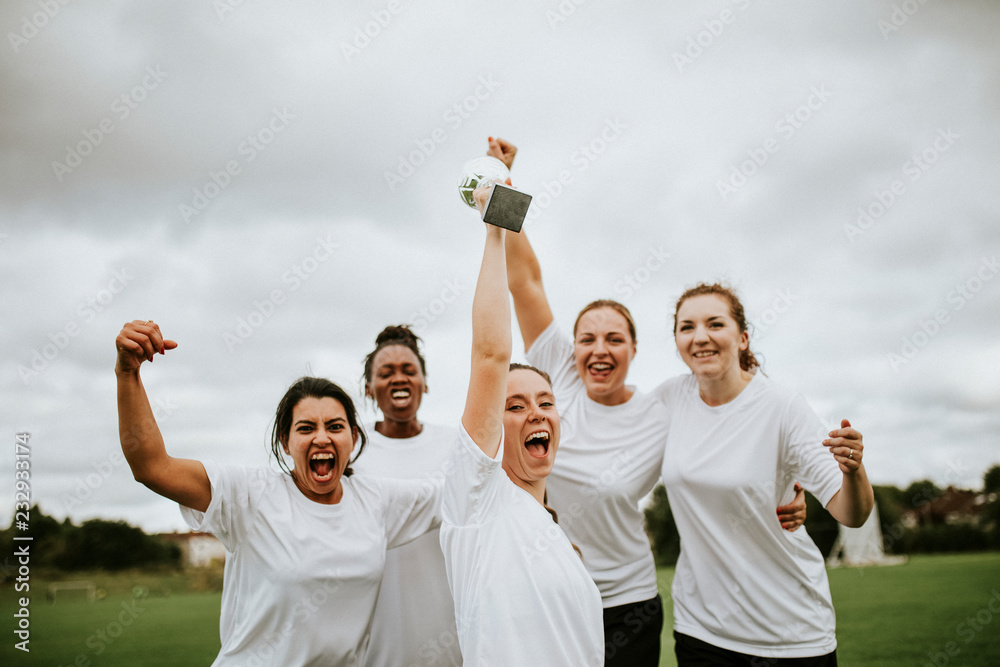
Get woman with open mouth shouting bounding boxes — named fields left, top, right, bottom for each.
left=438, top=177, right=604, bottom=665
left=353, top=324, right=462, bottom=667
left=497, top=135, right=809, bottom=667
left=114, top=325, right=440, bottom=666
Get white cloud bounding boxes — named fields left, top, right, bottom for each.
left=2, top=0, right=999, bottom=531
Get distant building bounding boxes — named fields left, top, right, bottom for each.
left=902, top=487, right=987, bottom=528
left=158, top=531, right=226, bottom=567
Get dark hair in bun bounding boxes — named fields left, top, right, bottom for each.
left=363, top=324, right=427, bottom=386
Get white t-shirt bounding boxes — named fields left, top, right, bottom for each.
left=661, top=373, right=844, bottom=658
left=181, top=461, right=440, bottom=667
left=439, top=424, right=605, bottom=667
left=353, top=422, right=462, bottom=667
left=526, top=321, right=678, bottom=607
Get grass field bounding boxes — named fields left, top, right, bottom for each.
left=2, top=552, right=998, bottom=666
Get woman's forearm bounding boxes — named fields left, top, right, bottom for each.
left=825, top=464, right=874, bottom=528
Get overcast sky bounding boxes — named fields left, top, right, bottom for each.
left=2, top=1, right=998, bottom=533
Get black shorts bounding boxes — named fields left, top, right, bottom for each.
left=602, top=594, right=664, bottom=667
left=674, top=631, right=838, bottom=667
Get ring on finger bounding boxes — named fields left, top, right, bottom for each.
left=848, top=450, right=854, bottom=460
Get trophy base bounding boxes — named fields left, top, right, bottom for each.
left=481, top=184, right=531, bottom=233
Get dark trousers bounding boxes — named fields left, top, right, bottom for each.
left=603, top=594, right=664, bottom=667
left=674, top=631, right=838, bottom=667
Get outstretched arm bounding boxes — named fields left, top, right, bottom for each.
left=823, top=419, right=875, bottom=527
left=461, top=191, right=512, bottom=458
left=116, top=321, right=211, bottom=512
left=487, top=138, right=554, bottom=351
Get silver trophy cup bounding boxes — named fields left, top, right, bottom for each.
left=457, top=156, right=531, bottom=232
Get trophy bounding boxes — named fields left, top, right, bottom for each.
left=458, top=156, right=531, bottom=233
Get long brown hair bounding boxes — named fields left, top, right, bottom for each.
left=673, top=283, right=760, bottom=373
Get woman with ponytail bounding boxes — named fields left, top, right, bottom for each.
left=499, top=134, right=810, bottom=666
left=663, top=283, right=873, bottom=665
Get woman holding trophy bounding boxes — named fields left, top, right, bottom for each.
left=496, top=136, right=811, bottom=666
left=438, top=172, right=604, bottom=665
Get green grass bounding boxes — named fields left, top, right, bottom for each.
left=1, top=568, right=223, bottom=667
left=656, top=552, right=1000, bottom=666
left=2, top=591, right=221, bottom=666
left=2, top=553, right=997, bottom=666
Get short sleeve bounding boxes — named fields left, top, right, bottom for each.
left=179, top=461, right=264, bottom=552
left=781, top=394, right=844, bottom=507
left=380, top=476, right=445, bottom=550
left=524, top=321, right=580, bottom=401
left=441, top=423, right=509, bottom=527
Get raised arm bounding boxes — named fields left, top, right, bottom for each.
left=822, top=419, right=875, bottom=527
left=116, top=320, right=211, bottom=512
left=460, top=192, right=512, bottom=458
left=486, top=138, right=554, bottom=351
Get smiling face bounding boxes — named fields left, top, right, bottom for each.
left=502, top=368, right=561, bottom=485
left=283, top=396, right=357, bottom=504
left=573, top=306, right=636, bottom=405
left=674, top=294, right=749, bottom=381
left=366, top=344, right=427, bottom=425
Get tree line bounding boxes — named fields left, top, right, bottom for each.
left=6, top=463, right=999, bottom=575
left=1, top=505, right=181, bottom=573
